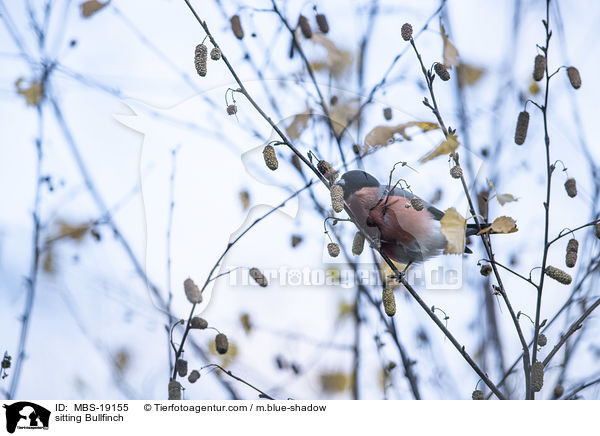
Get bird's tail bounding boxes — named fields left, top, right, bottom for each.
left=466, top=223, right=488, bottom=237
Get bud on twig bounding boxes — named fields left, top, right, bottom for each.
left=532, top=361, right=544, bottom=392
left=194, top=44, right=207, bottom=77
left=533, top=55, right=546, bottom=81
left=564, top=178, right=577, bottom=198
left=410, top=198, right=424, bottom=211
left=230, top=15, right=244, bottom=39
left=215, top=333, right=229, bottom=354
left=249, top=267, right=268, bottom=287
left=567, top=67, right=581, bottom=89
left=434, top=62, right=450, bottom=81
left=263, top=145, right=278, bottom=170
left=331, top=184, right=344, bottom=213
left=168, top=380, right=182, bottom=400
left=450, top=165, right=463, bottom=179
left=538, top=333, right=547, bottom=347
left=382, top=288, right=396, bottom=317
left=545, top=266, right=572, bottom=285
left=472, top=390, right=484, bottom=400
left=352, top=232, right=365, bottom=255
left=401, top=23, right=413, bottom=41
left=190, top=316, right=208, bottom=329
left=210, top=47, right=221, bottom=61
left=327, top=242, right=340, bottom=257
left=188, top=370, right=200, bottom=383
left=566, top=238, right=578, bottom=268
left=298, top=15, right=312, bottom=38
left=316, top=13, right=329, bottom=34
left=184, top=278, right=202, bottom=304
left=514, top=111, right=529, bottom=145
left=227, top=104, right=237, bottom=115
left=176, top=359, right=188, bottom=377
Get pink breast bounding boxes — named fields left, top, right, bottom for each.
left=367, top=196, right=433, bottom=244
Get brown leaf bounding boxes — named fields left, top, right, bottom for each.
left=441, top=24, right=459, bottom=68
left=240, top=313, right=252, bottom=334
left=364, top=121, right=438, bottom=150
left=491, top=216, right=518, bottom=233
left=310, top=34, right=353, bottom=77
left=457, top=63, right=484, bottom=87
left=440, top=208, right=466, bottom=254
left=329, top=99, right=359, bottom=135
left=239, top=190, right=250, bottom=210
left=80, top=0, right=109, bottom=18
left=419, top=132, right=460, bottom=163
left=286, top=107, right=311, bottom=139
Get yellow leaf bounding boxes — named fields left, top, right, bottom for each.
left=337, top=300, right=355, bottom=320
left=440, top=208, right=466, bottom=254
left=457, top=63, right=484, bottom=87
left=491, top=216, right=518, bottom=233
left=319, top=371, right=352, bottom=393
left=441, top=24, right=459, bottom=68
left=496, top=193, right=518, bottom=206
left=80, top=0, right=109, bottom=18
left=286, top=107, right=312, bottom=139
left=529, top=80, right=541, bottom=95
left=15, top=78, right=44, bottom=106
left=364, top=121, right=439, bottom=150
left=419, top=132, right=460, bottom=163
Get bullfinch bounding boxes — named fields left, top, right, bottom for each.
left=337, top=170, right=479, bottom=264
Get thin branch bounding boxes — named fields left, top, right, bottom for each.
left=202, top=364, right=274, bottom=399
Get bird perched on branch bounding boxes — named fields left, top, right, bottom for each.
left=337, top=170, right=479, bottom=264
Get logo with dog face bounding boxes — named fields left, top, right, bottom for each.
left=3, top=402, right=50, bottom=433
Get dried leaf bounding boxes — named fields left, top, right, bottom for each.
left=330, top=100, right=359, bottom=135
left=337, top=300, right=355, bottom=320
left=80, top=0, right=109, bottom=18
left=364, top=121, right=438, bottom=150
left=240, top=313, right=252, bottom=334
left=46, top=220, right=90, bottom=244
left=440, top=208, right=466, bottom=254
left=286, top=107, right=311, bottom=139
left=380, top=259, right=404, bottom=291
left=42, top=249, right=56, bottom=274
left=457, top=63, right=484, bottom=87
left=496, top=193, right=518, bottom=206
left=441, top=24, right=459, bottom=67
left=15, top=78, right=44, bottom=106
left=491, top=216, right=518, bottom=234
left=419, top=132, right=460, bottom=163
left=311, top=34, right=353, bottom=77
left=239, top=190, right=250, bottom=210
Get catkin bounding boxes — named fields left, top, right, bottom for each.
left=226, top=104, right=237, bottom=115
left=327, top=242, right=340, bottom=257
left=230, top=15, right=244, bottom=39
left=383, top=107, right=392, bottom=121
left=532, top=361, right=544, bottom=392
left=210, top=47, right=221, bottom=60
left=472, top=390, right=484, bottom=400
left=514, top=111, right=529, bottom=145
left=567, top=67, right=581, bottom=89
left=566, top=238, right=578, bottom=268
left=215, top=333, right=229, bottom=354
left=263, top=145, right=278, bottom=170
left=538, top=333, right=547, bottom=347
left=401, top=23, right=413, bottom=41
left=316, top=13, right=329, bottom=33
left=450, top=165, right=463, bottom=179
left=533, top=55, right=546, bottom=81
left=330, top=184, right=344, bottom=213
left=176, top=359, right=188, bottom=377
left=188, top=370, right=200, bottom=383
left=382, top=288, right=396, bottom=316
left=434, top=62, right=450, bottom=81
left=564, top=178, right=577, bottom=198
left=249, top=267, right=268, bottom=287
left=545, top=266, right=572, bottom=285
left=352, top=232, right=365, bottom=255
left=194, top=44, right=207, bottom=77
left=190, top=316, right=208, bottom=329
left=410, top=197, right=424, bottom=211
left=168, top=380, right=182, bottom=400
left=184, top=278, right=202, bottom=304
left=298, top=15, right=312, bottom=38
